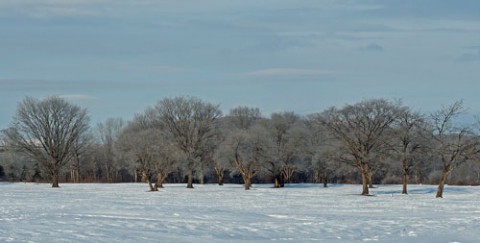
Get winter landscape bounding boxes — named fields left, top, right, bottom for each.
left=1, top=182, right=479, bottom=242
left=2, top=1, right=480, bottom=242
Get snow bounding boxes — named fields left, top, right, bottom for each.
left=1, top=183, right=479, bottom=242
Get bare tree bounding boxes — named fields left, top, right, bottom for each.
left=227, top=127, right=265, bottom=190
left=117, top=117, right=160, bottom=191
left=149, top=96, right=222, bottom=188
left=262, top=112, right=305, bottom=188
left=304, top=117, right=339, bottom=187
left=154, top=142, right=180, bottom=189
left=210, top=147, right=230, bottom=186
left=390, top=110, right=426, bottom=194
left=430, top=101, right=480, bottom=198
left=221, top=106, right=264, bottom=189
left=130, top=130, right=158, bottom=191
left=203, top=142, right=229, bottom=186
left=228, top=106, right=262, bottom=130
left=317, top=99, right=405, bottom=195
left=198, top=123, right=224, bottom=185
left=69, top=131, right=93, bottom=183
left=95, top=118, right=126, bottom=182
left=3, top=96, right=89, bottom=187
left=206, top=107, right=261, bottom=186
left=117, top=114, right=182, bottom=191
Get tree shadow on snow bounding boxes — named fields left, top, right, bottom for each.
left=372, top=188, right=436, bottom=195
left=281, top=183, right=346, bottom=189
left=372, top=186, right=470, bottom=195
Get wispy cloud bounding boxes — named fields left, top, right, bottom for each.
left=457, top=47, right=480, bottom=62
left=150, top=65, right=194, bottom=73
left=28, top=6, right=98, bottom=18
left=59, top=94, right=98, bottom=101
left=357, top=43, right=384, bottom=52
left=244, top=68, right=334, bottom=77
left=0, top=79, right=112, bottom=92
left=0, top=0, right=104, bottom=18
left=383, top=19, right=480, bottom=33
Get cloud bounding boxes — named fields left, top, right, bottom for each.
left=0, top=0, right=104, bottom=18
left=245, top=34, right=315, bottom=52
left=150, top=65, right=194, bottom=73
left=28, top=6, right=98, bottom=18
left=0, top=79, right=112, bottom=92
left=244, top=68, right=334, bottom=77
left=358, top=43, right=384, bottom=52
left=458, top=50, right=480, bottom=62
left=457, top=48, right=480, bottom=62
left=59, top=94, right=98, bottom=101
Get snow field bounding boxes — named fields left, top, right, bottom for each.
left=1, top=183, right=479, bottom=242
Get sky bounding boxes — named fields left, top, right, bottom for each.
left=1, top=0, right=480, bottom=129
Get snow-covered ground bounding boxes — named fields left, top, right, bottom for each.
left=1, top=183, right=479, bottom=242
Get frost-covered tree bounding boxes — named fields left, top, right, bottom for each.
left=117, top=114, right=181, bottom=191
left=227, top=127, right=265, bottom=190
left=117, top=117, right=160, bottom=191
left=148, top=96, right=222, bottom=188
left=304, top=116, right=339, bottom=187
left=262, top=112, right=305, bottom=188
left=221, top=106, right=264, bottom=189
left=228, top=106, right=262, bottom=130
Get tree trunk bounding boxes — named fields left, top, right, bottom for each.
left=155, top=172, right=165, bottom=189
left=402, top=170, right=409, bottom=194
left=217, top=171, right=224, bottom=186
left=361, top=171, right=369, bottom=195
left=314, top=171, right=321, bottom=183
left=281, top=165, right=295, bottom=184
left=368, top=171, right=374, bottom=188
left=105, top=164, right=111, bottom=183
left=436, top=170, right=450, bottom=198
left=73, top=155, right=80, bottom=183
left=51, top=162, right=60, bottom=187
left=52, top=175, right=60, bottom=187
left=52, top=171, right=59, bottom=188
left=70, top=168, right=79, bottom=183
left=274, top=176, right=280, bottom=188
left=75, top=169, right=79, bottom=183
left=143, top=172, right=157, bottom=191
left=187, top=171, right=194, bottom=188
left=214, top=167, right=224, bottom=186
left=148, top=181, right=158, bottom=191
left=244, top=176, right=251, bottom=190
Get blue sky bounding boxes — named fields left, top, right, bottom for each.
left=1, top=0, right=480, bottom=129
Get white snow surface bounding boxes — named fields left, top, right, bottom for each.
left=1, top=183, right=479, bottom=242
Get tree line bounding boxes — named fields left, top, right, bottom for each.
left=1, top=96, right=480, bottom=197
